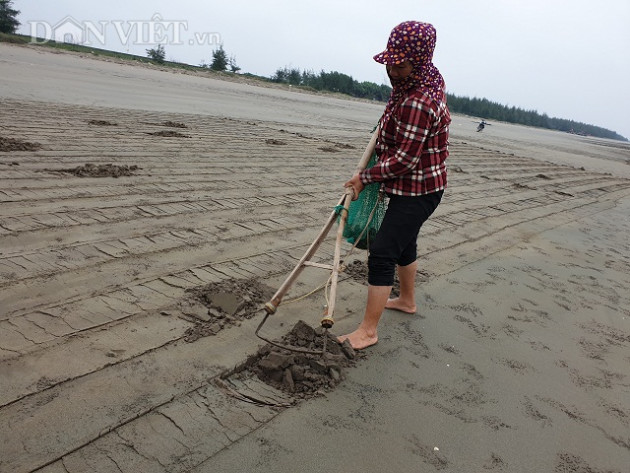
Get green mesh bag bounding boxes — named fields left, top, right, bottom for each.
left=342, top=151, right=387, bottom=250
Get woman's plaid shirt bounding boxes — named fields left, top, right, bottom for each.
left=361, top=90, right=450, bottom=196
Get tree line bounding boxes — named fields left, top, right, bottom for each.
left=446, top=95, right=627, bottom=141
left=271, top=67, right=391, bottom=101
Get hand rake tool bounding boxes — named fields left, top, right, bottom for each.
left=255, top=130, right=379, bottom=355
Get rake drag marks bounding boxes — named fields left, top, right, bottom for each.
left=1, top=99, right=630, bottom=472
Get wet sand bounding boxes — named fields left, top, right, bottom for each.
left=1, top=43, right=629, bottom=472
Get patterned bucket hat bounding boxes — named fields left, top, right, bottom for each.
left=374, top=21, right=437, bottom=66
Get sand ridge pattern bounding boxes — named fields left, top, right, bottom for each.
left=1, top=97, right=630, bottom=472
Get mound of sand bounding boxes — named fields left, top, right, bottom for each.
left=239, top=320, right=358, bottom=398
left=0, top=136, right=41, bottom=152
left=47, top=163, right=140, bottom=178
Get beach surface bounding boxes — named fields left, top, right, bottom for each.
left=1, top=43, right=629, bottom=473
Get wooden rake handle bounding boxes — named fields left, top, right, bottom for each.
left=321, top=129, right=378, bottom=327
left=264, top=129, right=379, bottom=322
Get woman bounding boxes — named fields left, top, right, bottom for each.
left=339, top=21, right=451, bottom=349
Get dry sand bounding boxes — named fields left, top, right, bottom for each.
left=1, top=43, right=629, bottom=473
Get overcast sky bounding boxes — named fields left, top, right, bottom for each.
left=14, top=0, right=630, bottom=139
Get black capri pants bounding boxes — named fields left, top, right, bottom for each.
left=368, top=190, right=443, bottom=286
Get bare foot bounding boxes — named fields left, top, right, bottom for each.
left=385, top=297, right=416, bottom=314
left=337, top=327, right=378, bottom=350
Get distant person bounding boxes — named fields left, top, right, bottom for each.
left=477, top=120, right=486, bottom=132
left=339, top=21, right=450, bottom=349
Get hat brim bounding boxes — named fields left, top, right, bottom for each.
left=373, top=50, right=406, bottom=65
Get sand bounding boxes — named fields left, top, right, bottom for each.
left=1, top=42, right=629, bottom=473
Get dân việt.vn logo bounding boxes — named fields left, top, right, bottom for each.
left=27, top=13, right=220, bottom=47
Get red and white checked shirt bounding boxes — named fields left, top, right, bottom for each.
left=360, top=89, right=451, bottom=196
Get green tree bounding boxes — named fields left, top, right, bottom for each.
left=146, top=44, right=166, bottom=63
left=210, top=45, right=228, bottom=71
left=271, top=67, right=287, bottom=82
left=0, top=0, right=20, bottom=34
left=228, top=55, right=241, bottom=73
left=287, top=68, right=301, bottom=85
left=272, top=67, right=301, bottom=84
